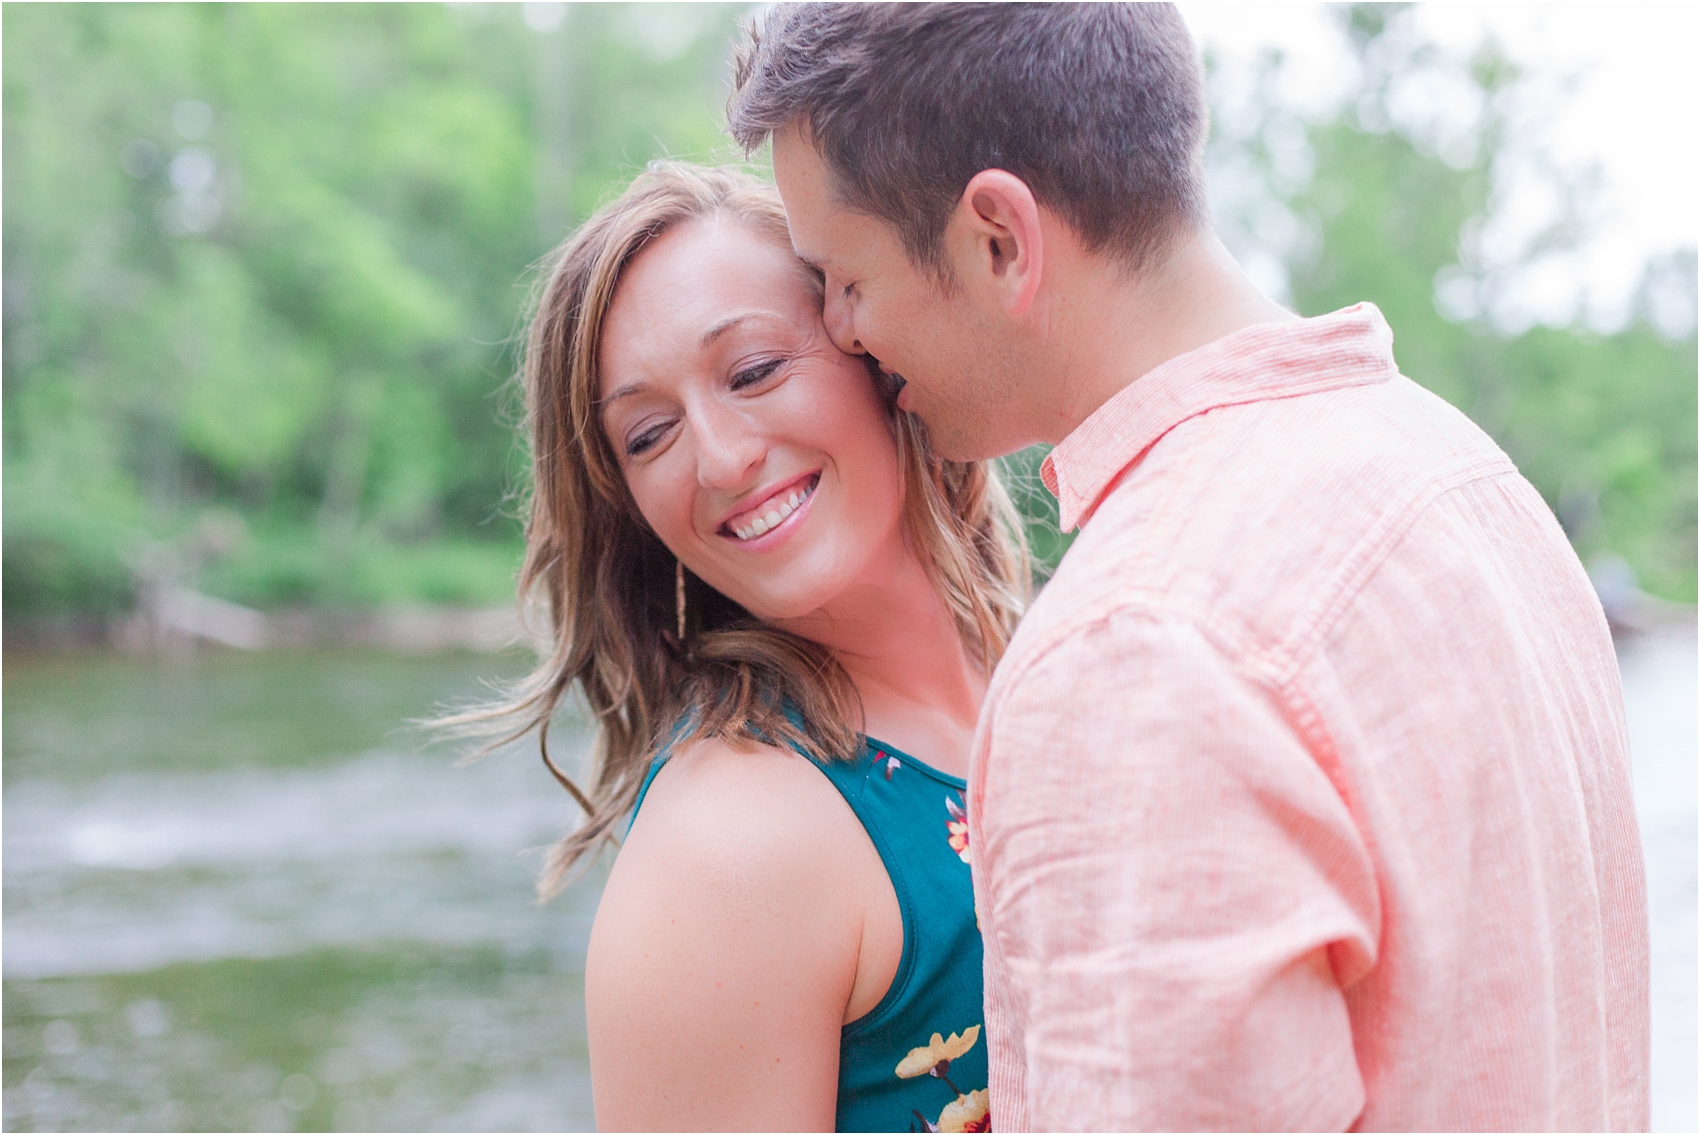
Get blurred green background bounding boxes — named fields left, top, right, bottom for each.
left=4, top=2, right=754, bottom=622
left=4, top=2, right=1693, bottom=625
left=3, top=4, right=1694, bottom=1133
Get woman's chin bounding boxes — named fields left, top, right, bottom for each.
left=744, top=596, right=831, bottom=625
left=727, top=578, right=844, bottom=626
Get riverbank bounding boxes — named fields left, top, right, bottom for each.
left=5, top=600, right=527, bottom=656
left=8, top=556, right=1690, bottom=658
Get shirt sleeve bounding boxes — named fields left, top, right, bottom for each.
left=977, top=610, right=1378, bottom=1132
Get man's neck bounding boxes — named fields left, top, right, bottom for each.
left=1039, top=230, right=1297, bottom=444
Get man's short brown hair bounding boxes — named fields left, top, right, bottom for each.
left=728, top=2, right=1209, bottom=274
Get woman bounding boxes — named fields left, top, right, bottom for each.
left=480, top=163, right=1026, bottom=1131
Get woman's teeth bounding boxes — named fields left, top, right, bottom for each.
left=731, top=480, right=815, bottom=541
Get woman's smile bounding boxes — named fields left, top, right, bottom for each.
left=719, top=471, right=821, bottom=546
left=598, top=217, right=908, bottom=622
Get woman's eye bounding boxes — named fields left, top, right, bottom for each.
left=625, top=421, right=671, bottom=457
left=730, top=357, right=784, bottom=390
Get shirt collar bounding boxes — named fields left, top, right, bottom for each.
left=1040, top=302, right=1399, bottom=531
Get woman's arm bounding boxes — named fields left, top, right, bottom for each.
left=586, top=738, right=887, bottom=1131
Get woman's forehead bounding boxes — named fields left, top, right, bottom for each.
left=628, top=218, right=805, bottom=309
left=598, top=219, right=818, bottom=382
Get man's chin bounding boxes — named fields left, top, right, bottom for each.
left=893, top=377, right=914, bottom=412
left=908, top=404, right=1021, bottom=464
left=939, top=439, right=1026, bottom=463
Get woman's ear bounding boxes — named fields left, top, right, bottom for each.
left=948, top=170, right=1045, bottom=317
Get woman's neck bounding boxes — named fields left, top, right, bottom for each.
left=772, top=539, right=985, bottom=778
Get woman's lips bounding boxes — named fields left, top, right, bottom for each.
left=721, top=473, right=820, bottom=543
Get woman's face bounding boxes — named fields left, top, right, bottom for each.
left=597, top=216, right=907, bottom=623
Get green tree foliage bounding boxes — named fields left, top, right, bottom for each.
left=1214, top=5, right=1696, bottom=599
left=3, top=3, right=745, bottom=615
left=4, top=4, right=1693, bottom=616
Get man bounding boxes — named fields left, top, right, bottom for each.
left=731, top=4, right=1649, bottom=1131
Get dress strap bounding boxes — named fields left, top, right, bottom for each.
left=625, top=711, right=700, bottom=833
left=627, top=754, right=669, bottom=831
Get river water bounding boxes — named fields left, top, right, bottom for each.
left=4, top=629, right=1695, bottom=1131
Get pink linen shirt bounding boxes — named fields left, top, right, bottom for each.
left=968, top=303, right=1649, bottom=1131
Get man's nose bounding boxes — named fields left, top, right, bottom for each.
left=823, top=285, right=865, bottom=356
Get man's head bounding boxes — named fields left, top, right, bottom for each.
left=731, top=3, right=1210, bottom=459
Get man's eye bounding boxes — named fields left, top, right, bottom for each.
left=730, top=357, right=784, bottom=390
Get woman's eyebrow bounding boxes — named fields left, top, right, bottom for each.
left=699, top=313, right=751, bottom=348
left=601, top=310, right=789, bottom=409
left=699, top=309, right=790, bottom=348
left=599, top=382, right=646, bottom=409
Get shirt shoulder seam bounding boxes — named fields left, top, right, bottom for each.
left=993, top=451, right=1519, bottom=704
left=1255, top=451, right=1518, bottom=684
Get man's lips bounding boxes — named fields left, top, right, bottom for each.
left=719, top=472, right=821, bottom=541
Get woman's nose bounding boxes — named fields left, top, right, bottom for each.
left=691, top=403, right=765, bottom=489
left=823, top=286, right=864, bottom=355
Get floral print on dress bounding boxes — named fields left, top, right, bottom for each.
left=937, top=1090, right=990, bottom=1132
left=945, top=792, right=971, bottom=864
left=898, top=1026, right=991, bottom=1132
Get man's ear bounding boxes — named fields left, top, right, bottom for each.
left=951, top=169, right=1044, bottom=317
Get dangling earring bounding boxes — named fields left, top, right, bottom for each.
left=675, top=558, right=687, bottom=642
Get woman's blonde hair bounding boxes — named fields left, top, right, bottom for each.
left=460, top=162, right=1027, bottom=897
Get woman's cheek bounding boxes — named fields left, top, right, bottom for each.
left=627, top=462, right=694, bottom=556
left=785, top=363, right=886, bottom=445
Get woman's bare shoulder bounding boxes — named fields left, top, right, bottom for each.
left=614, top=733, right=858, bottom=899
left=585, top=735, right=870, bottom=1130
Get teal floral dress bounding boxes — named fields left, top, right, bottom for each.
left=631, top=735, right=991, bottom=1133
